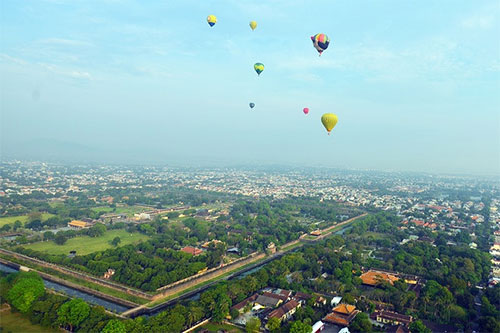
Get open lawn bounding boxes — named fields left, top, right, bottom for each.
left=23, top=229, right=150, bottom=255
left=0, top=213, right=55, bottom=228
left=91, top=205, right=148, bottom=217
left=0, top=310, right=58, bottom=333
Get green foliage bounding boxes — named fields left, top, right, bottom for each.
left=349, top=312, right=372, bottom=332
left=267, top=317, right=281, bottom=332
left=88, top=223, right=106, bottom=237
left=57, top=298, right=90, bottom=331
left=6, top=271, right=45, bottom=313
left=55, top=233, right=67, bottom=245
left=409, top=320, right=431, bottom=333
left=111, top=236, right=121, bottom=246
left=289, top=320, right=312, bottom=333
left=102, top=319, right=127, bottom=333
left=245, top=317, right=261, bottom=332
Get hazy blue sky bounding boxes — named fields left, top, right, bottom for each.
left=1, top=0, right=499, bottom=175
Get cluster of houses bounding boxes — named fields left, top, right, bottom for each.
left=489, top=230, right=500, bottom=287
left=231, top=288, right=327, bottom=330
left=230, top=283, right=417, bottom=333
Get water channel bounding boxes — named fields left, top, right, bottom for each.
left=0, top=222, right=354, bottom=317
left=0, top=263, right=129, bottom=313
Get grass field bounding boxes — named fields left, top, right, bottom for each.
left=0, top=213, right=55, bottom=228
left=23, top=229, right=149, bottom=255
left=0, top=310, right=58, bottom=333
left=91, top=205, right=148, bottom=217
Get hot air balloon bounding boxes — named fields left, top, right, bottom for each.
left=249, top=103, right=255, bottom=109
left=311, top=33, right=330, bottom=56
left=303, top=108, right=309, bottom=115
left=254, top=63, right=264, bottom=76
left=207, top=15, right=217, bottom=27
left=321, top=113, right=338, bottom=135
left=249, top=21, right=257, bottom=31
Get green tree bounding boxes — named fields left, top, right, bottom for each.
left=349, top=313, right=372, bottom=332
left=88, top=223, right=106, bottom=237
left=55, top=233, right=67, bottom=245
left=43, top=231, right=55, bottom=241
left=267, top=317, right=281, bottom=332
left=409, top=320, right=431, bottom=333
left=246, top=317, right=261, bottom=332
left=6, top=272, right=45, bottom=313
left=102, top=319, right=127, bottom=333
left=111, top=236, right=121, bottom=246
left=13, top=220, right=22, bottom=230
left=230, top=308, right=240, bottom=320
left=289, top=320, right=312, bottom=333
left=57, top=298, right=90, bottom=331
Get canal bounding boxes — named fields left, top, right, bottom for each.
left=0, top=263, right=129, bottom=313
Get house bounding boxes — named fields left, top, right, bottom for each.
left=134, top=213, right=151, bottom=220
left=370, top=311, right=413, bottom=326
left=262, top=291, right=288, bottom=302
left=201, top=239, right=223, bottom=248
left=227, top=247, right=240, bottom=254
left=293, top=291, right=313, bottom=304
left=180, top=246, right=203, bottom=256
left=255, top=295, right=282, bottom=308
left=323, top=304, right=359, bottom=327
left=103, top=269, right=115, bottom=280
left=314, top=296, right=327, bottom=307
left=310, top=230, right=322, bottom=236
left=231, top=294, right=258, bottom=313
left=386, top=325, right=410, bottom=333
left=267, top=300, right=301, bottom=322
left=275, top=289, right=292, bottom=298
left=267, top=242, right=276, bottom=254
left=360, top=270, right=399, bottom=286
left=68, top=220, right=91, bottom=229
left=331, top=296, right=342, bottom=307
left=312, top=321, right=325, bottom=333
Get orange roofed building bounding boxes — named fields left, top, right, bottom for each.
left=68, top=220, right=90, bottom=229
left=180, top=246, right=203, bottom=256
left=323, top=304, right=359, bottom=326
left=360, top=270, right=399, bottom=287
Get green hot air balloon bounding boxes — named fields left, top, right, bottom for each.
left=254, top=63, right=264, bottom=76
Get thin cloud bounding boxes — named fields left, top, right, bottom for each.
left=38, top=38, right=94, bottom=47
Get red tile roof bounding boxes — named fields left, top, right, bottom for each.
left=180, top=246, right=203, bottom=256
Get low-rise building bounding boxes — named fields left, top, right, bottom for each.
left=370, top=310, right=413, bottom=326
left=231, top=294, right=258, bottom=313
left=68, top=220, right=91, bottom=229
left=360, top=270, right=399, bottom=287
left=255, top=295, right=282, bottom=308
left=180, top=246, right=203, bottom=256
left=323, top=304, right=359, bottom=327
left=267, top=299, right=301, bottom=323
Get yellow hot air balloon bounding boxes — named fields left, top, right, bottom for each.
left=321, top=113, right=338, bottom=135
left=207, top=15, right=217, bottom=27
left=249, top=21, right=257, bottom=31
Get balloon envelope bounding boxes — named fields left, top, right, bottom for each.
left=207, top=15, right=217, bottom=27
left=303, top=108, right=309, bottom=115
left=249, top=21, right=257, bottom=30
left=321, top=113, right=338, bottom=135
left=254, top=63, right=264, bottom=75
left=249, top=103, right=255, bottom=109
left=311, top=33, right=330, bottom=55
